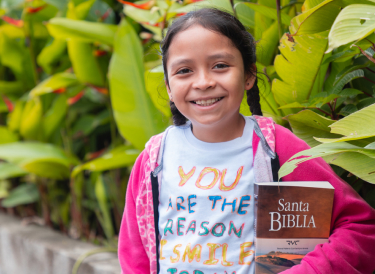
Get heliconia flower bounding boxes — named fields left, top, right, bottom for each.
left=93, top=50, right=107, bottom=57
left=117, top=0, right=156, bottom=10
left=142, top=21, right=162, bottom=27
left=1, top=16, right=24, bottom=27
left=26, top=5, right=47, bottom=13
left=183, top=0, right=203, bottom=5
left=2, top=95, right=14, bottom=112
left=53, top=87, right=66, bottom=94
left=89, top=84, right=109, bottom=95
left=176, top=12, right=187, bottom=17
left=68, top=91, right=84, bottom=105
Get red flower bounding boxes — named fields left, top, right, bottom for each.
left=93, top=50, right=107, bottom=57
left=118, top=0, right=156, bottom=10
left=2, top=95, right=14, bottom=112
left=89, top=84, right=109, bottom=95
left=26, top=5, right=47, bottom=13
left=68, top=91, right=84, bottom=105
left=1, top=16, right=24, bottom=27
left=53, top=87, right=66, bottom=94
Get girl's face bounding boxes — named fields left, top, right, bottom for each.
left=166, top=25, right=255, bottom=129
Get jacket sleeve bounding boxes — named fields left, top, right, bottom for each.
left=275, top=125, right=375, bottom=274
left=118, top=150, right=150, bottom=274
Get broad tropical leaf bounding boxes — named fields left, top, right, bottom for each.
left=0, top=126, right=18, bottom=144
left=0, top=142, right=77, bottom=179
left=72, top=145, right=140, bottom=178
left=30, top=72, right=79, bottom=97
left=108, top=19, right=168, bottom=150
left=286, top=110, right=340, bottom=147
left=272, top=31, right=329, bottom=113
left=46, top=18, right=117, bottom=46
left=279, top=142, right=375, bottom=183
left=326, top=4, right=375, bottom=53
left=290, top=0, right=340, bottom=36
left=1, top=183, right=40, bottom=208
left=316, top=103, right=375, bottom=143
left=243, top=2, right=292, bottom=26
left=0, top=162, right=27, bottom=180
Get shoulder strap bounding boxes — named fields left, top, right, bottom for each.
left=251, top=115, right=281, bottom=182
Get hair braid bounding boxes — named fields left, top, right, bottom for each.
left=170, top=101, right=187, bottom=125
left=247, top=77, right=262, bottom=116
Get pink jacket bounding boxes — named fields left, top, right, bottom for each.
left=118, top=116, right=375, bottom=274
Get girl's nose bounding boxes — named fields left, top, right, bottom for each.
left=192, top=70, right=216, bottom=91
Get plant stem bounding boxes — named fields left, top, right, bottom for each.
left=276, top=0, right=283, bottom=41
left=38, top=180, right=52, bottom=227
left=366, top=67, right=375, bottom=74
left=364, top=76, right=375, bottom=85
left=333, top=98, right=338, bottom=113
left=315, top=108, right=332, bottom=118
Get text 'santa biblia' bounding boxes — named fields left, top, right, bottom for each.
left=254, top=181, right=334, bottom=274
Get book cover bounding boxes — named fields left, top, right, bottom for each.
left=254, top=181, right=334, bottom=274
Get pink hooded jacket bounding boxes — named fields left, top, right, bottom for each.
left=118, top=116, right=375, bottom=274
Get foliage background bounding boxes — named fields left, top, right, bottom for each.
left=0, top=0, right=374, bottom=248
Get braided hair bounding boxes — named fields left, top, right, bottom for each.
left=161, top=8, right=262, bottom=125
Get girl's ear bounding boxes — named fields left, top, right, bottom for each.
left=245, top=64, right=257, bottom=90
left=165, top=79, right=173, bottom=102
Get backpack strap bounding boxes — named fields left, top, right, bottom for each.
left=250, top=115, right=281, bottom=182
left=147, top=126, right=172, bottom=274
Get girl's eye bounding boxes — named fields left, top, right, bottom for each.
left=176, top=68, right=191, bottom=75
left=214, top=63, right=229, bottom=69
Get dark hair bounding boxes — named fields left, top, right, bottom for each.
left=161, top=8, right=262, bottom=125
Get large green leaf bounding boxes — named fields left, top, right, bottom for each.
left=67, top=40, right=105, bottom=87
left=43, top=95, right=68, bottom=140
left=1, top=183, right=40, bottom=208
left=37, top=39, right=67, bottom=74
left=7, top=100, right=24, bottom=133
left=272, top=31, right=329, bottom=113
left=316, top=103, right=375, bottom=143
left=145, top=66, right=171, bottom=118
left=72, top=145, right=140, bottom=178
left=108, top=19, right=168, bottom=150
left=243, top=2, right=292, bottom=26
left=279, top=142, right=375, bottom=183
left=235, top=2, right=255, bottom=28
left=30, top=72, right=79, bottom=97
left=290, top=0, right=341, bottom=36
left=0, top=126, right=18, bottom=144
left=328, top=69, right=365, bottom=94
left=0, top=81, right=23, bottom=94
left=326, top=4, right=375, bottom=53
left=0, top=142, right=77, bottom=179
left=46, top=18, right=117, bottom=46
left=123, top=5, right=164, bottom=24
left=256, top=20, right=279, bottom=66
left=20, top=98, right=43, bottom=140
left=286, top=110, right=340, bottom=147
left=0, top=162, right=27, bottom=180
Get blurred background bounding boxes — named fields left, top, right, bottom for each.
left=0, top=0, right=374, bottom=255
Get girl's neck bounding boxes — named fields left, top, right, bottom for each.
left=190, top=113, right=245, bottom=143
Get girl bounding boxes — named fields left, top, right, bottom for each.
left=118, top=8, right=375, bottom=274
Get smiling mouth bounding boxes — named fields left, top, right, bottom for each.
left=191, top=97, right=224, bottom=106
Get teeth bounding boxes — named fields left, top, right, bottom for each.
left=195, top=98, right=221, bottom=106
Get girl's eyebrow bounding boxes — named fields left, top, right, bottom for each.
left=170, top=53, right=235, bottom=69
left=207, top=52, right=235, bottom=60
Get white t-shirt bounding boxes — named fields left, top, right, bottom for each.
left=159, top=116, right=255, bottom=274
